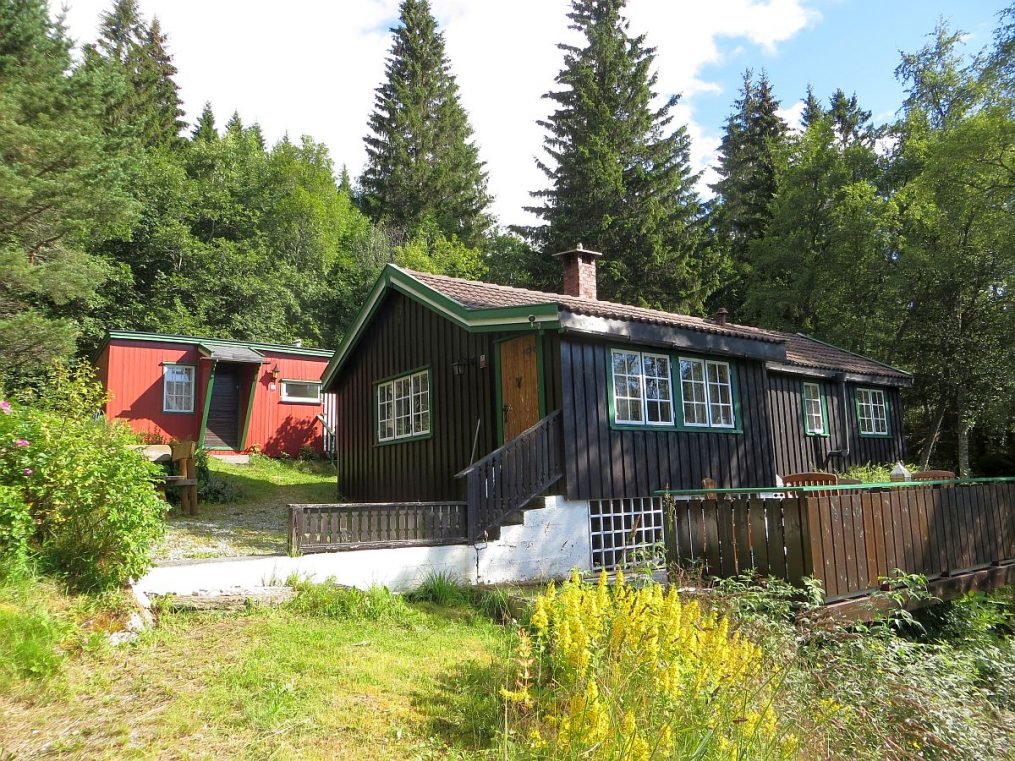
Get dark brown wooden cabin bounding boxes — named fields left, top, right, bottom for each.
left=321, top=252, right=911, bottom=507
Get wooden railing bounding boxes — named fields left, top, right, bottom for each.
left=456, top=410, right=563, bottom=541
left=664, top=481, right=1015, bottom=602
left=289, top=501, right=468, bottom=554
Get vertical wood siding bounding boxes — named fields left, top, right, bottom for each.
left=559, top=336, right=778, bottom=499
left=765, top=372, right=905, bottom=476
left=334, top=292, right=502, bottom=501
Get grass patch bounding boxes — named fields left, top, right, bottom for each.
left=0, top=577, right=514, bottom=759
left=157, top=455, right=335, bottom=561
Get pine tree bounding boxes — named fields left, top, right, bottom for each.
left=709, top=70, right=787, bottom=314
left=192, top=101, right=217, bottom=141
left=359, top=0, right=492, bottom=246
left=0, top=0, right=136, bottom=384
left=134, top=18, right=185, bottom=148
left=525, top=0, right=703, bottom=310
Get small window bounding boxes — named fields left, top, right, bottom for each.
left=163, top=364, right=195, bottom=413
left=802, top=382, right=827, bottom=435
left=377, top=369, right=430, bottom=442
left=679, top=358, right=735, bottom=429
left=281, top=380, right=322, bottom=404
left=610, top=349, right=673, bottom=426
left=856, top=387, right=889, bottom=436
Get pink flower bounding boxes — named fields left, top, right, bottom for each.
left=23, top=468, right=32, bottom=477
left=0, top=400, right=10, bottom=414
left=14, top=439, right=29, bottom=447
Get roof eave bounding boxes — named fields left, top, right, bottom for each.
left=765, top=361, right=913, bottom=387
left=559, top=311, right=788, bottom=362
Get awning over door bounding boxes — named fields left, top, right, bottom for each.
left=198, top=342, right=266, bottom=363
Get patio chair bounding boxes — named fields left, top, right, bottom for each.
left=169, top=439, right=199, bottom=515
left=913, top=469, right=956, bottom=488
left=782, top=471, right=838, bottom=498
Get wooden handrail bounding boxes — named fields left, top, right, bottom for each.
left=455, top=410, right=562, bottom=477
left=456, top=410, right=563, bottom=541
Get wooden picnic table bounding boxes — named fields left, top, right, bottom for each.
left=131, top=441, right=199, bottom=515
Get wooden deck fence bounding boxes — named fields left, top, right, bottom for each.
left=664, top=481, right=1015, bottom=602
left=289, top=501, right=468, bottom=554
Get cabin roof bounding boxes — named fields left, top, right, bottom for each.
left=99, top=330, right=334, bottom=359
left=321, top=265, right=911, bottom=389
left=408, top=270, right=785, bottom=344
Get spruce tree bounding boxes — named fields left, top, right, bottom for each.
left=709, top=70, right=787, bottom=314
left=829, top=88, right=873, bottom=147
left=801, top=84, right=823, bottom=128
left=192, top=101, right=217, bottom=141
left=89, top=0, right=184, bottom=149
left=526, top=0, right=703, bottom=310
left=359, top=0, right=492, bottom=246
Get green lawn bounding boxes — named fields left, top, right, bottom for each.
left=156, top=455, right=336, bottom=561
left=0, top=582, right=512, bottom=759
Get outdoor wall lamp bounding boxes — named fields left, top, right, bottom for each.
left=271, top=364, right=281, bottom=382
left=452, top=357, right=474, bottom=377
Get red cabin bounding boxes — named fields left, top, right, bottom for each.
left=95, top=331, right=335, bottom=457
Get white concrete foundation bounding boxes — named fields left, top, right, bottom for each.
left=137, top=495, right=593, bottom=596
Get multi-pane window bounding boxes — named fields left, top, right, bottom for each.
left=856, top=387, right=889, bottom=436
left=680, top=358, right=735, bottom=428
left=610, top=350, right=673, bottom=425
left=280, top=380, right=321, bottom=403
left=163, top=365, right=195, bottom=413
left=802, top=382, right=826, bottom=435
left=377, top=369, right=430, bottom=442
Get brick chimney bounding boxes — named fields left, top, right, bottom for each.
left=553, top=244, right=602, bottom=300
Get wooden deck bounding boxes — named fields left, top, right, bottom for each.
left=663, top=480, right=1015, bottom=605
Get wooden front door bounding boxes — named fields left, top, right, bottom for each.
left=205, top=366, right=241, bottom=449
left=499, top=334, right=541, bottom=442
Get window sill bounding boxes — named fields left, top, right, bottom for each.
left=162, top=409, right=195, bottom=415
left=374, top=431, right=433, bottom=447
left=280, top=399, right=322, bottom=405
left=805, top=431, right=831, bottom=438
left=858, top=431, right=892, bottom=439
left=608, top=420, right=743, bottom=435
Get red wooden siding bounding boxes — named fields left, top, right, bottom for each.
left=101, top=339, right=331, bottom=456
left=246, top=351, right=331, bottom=456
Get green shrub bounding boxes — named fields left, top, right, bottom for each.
left=0, top=484, right=33, bottom=577
left=0, top=398, right=167, bottom=591
left=840, top=462, right=922, bottom=483
left=286, top=578, right=415, bottom=622
left=193, top=448, right=244, bottom=504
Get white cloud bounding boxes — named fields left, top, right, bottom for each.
left=777, top=99, right=806, bottom=132
left=58, top=0, right=818, bottom=228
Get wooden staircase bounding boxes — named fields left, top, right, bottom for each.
left=456, top=411, right=563, bottom=542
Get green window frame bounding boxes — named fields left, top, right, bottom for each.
left=802, top=382, right=829, bottom=436
left=162, top=363, right=195, bottom=414
left=855, top=387, right=890, bottom=438
left=375, top=368, right=431, bottom=444
left=678, top=357, right=736, bottom=430
left=609, top=349, right=674, bottom=427
left=606, top=348, right=741, bottom=433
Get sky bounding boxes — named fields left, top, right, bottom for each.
left=59, top=0, right=1009, bottom=229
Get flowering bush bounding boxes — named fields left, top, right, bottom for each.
left=0, top=398, right=166, bottom=591
left=503, top=571, right=796, bottom=760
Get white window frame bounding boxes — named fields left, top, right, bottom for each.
left=609, top=349, right=674, bottom=427
left=679, top=357, right=735, bottom=429
left=376, top=369, right=430, bottom=443
left=802, top=382, right=826, bottom=435
left=280, top=379, right=322, bottom=404
left=162, top=364, right=195, bottom=414
left=856, top=387, right=889, bottom=436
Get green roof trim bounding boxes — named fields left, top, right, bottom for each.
left=103, top=330, right=334, bottom=358
left=320, top=265, right=561, bottom=390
